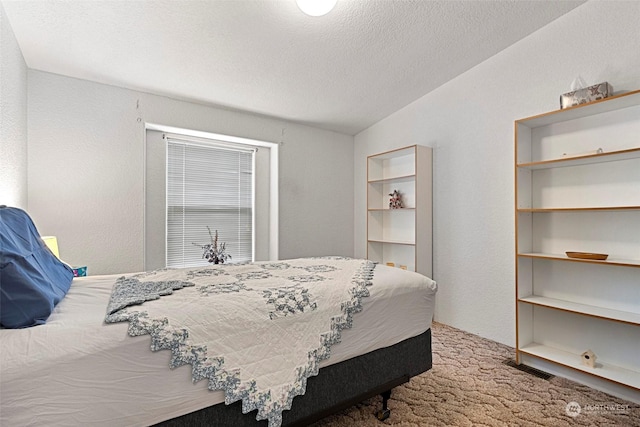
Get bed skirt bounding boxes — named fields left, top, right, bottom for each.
left=154, top=328, right=432, bottom=426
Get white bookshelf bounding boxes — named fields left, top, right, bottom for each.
left=367, top=145, right=432, bottom=277
left=514, top=89, right=640, bottom=403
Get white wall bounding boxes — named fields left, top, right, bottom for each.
left=354, top=1, right=640, bottom=346
left=0, top=2, right=27, bottom=209
left=27, top=71, right=354, bottom=274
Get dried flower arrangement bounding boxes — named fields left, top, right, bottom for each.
left=194, top=226, right=231, bottom=264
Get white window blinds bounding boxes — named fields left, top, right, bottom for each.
left=166, top=136, right=254, bottom=268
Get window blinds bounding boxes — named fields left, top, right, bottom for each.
left=166, top=137, right=254, bottom=268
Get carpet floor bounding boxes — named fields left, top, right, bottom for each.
left=311, top=322, right=639, bottom=426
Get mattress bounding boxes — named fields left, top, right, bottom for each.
left=0, top=264, right=436, bottom=426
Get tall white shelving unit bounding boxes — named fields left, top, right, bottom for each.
left=515, top=89, right=640, bottom=403
left=367, top=145, right=432, bottom=278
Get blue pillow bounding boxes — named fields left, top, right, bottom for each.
left=0, top=206, right=74, bottom=328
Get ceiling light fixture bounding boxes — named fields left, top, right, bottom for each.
left=296, top=0, right=337, bottom=17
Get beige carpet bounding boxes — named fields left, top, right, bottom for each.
left=312, top=322, right=639, bottom=426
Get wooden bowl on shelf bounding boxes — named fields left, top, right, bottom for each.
left=565, top=251, right=609, bottom=260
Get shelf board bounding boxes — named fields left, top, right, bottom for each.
left=519, top=295, right=640, bottom=325
left=517, top=147, right=640, bottom=170
left=367, top=145, right=416, bottom=160
left=368, top=173, right=415, bottom=184
left=367, top=239, right=415, bottom=246
left=517, top=206, right=640, bottom=213
left=518, top=252, right=640, bottom=268
left=368, top=207, right=416, bottom=212
left=516, top=89, right=640, bottom=128
left=519, top=343, right=640, bottom=390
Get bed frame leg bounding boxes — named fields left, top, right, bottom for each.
left=375, top=390, right=391, bottom=421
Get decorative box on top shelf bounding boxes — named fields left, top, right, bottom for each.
left=560, top=82, right=612, bottom=109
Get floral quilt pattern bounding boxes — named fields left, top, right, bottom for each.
left=105, top=257, right=375, bottom=427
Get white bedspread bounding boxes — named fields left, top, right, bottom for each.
left=0, top=261, right=436, bottom=427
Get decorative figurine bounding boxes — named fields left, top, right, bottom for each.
left=389, top=189, right=403, bottom=209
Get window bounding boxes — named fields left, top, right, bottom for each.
left=166, top=136, right=255, bottom=268
left=144, top=125, right=278, bottom=271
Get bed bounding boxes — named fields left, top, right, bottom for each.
left=0, top=208, right=437, bottom=427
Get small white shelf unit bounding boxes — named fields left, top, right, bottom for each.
left=515, top=89, right=640, bottom=404
left=367, top=145, right=432, bottom=278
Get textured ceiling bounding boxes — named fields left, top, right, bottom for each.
left=3, top=0, right=584, bottom=135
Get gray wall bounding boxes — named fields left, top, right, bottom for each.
left=354, top=0, right=640, bottom=347
left=27, top=71, right=354, bottom=274
left=0, top=2, right=27, bottom=209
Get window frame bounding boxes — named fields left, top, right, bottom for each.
left=144, top=123, right=279, bottom=270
